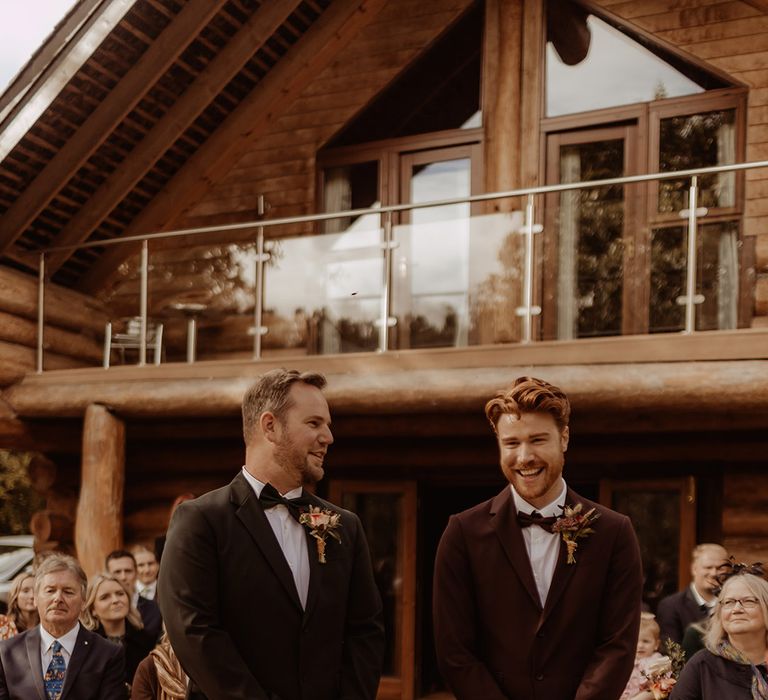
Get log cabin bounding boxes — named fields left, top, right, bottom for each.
left=1, top=0, right=768, bottom=695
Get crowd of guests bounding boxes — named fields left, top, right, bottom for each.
left=619, top=543, right=768, bottom=700
left=0, top=546, right=187, bottom=699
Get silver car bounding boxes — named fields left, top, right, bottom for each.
left=0, top=535, right=34, bottom=604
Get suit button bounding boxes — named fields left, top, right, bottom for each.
left=536, top=674, right=544, bottom=681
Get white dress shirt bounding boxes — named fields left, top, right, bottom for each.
left=40, top=622, right=80, bottom=674
left=511, top=479, right=567, bottom=607
left=137, top=580, right=157, bottom=600
left=690, top=582, right=716, bottom=612
left=241, top=467, right=310, bottom=608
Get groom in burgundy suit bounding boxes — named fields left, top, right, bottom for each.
left=433, top=377, right=643, bottom=700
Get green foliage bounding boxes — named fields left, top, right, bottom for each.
left=0, top=451, right=43, bottom=535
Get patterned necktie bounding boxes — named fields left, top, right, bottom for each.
left=44, top=640, right=66, bottom=700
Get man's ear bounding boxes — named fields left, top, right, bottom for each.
left=259, top=411, right=278, bottom=442
left=560, top=426, right=570, bottom=453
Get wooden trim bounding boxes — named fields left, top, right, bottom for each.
left=328, top=480, right=417, bottom=700
left=520, top=0, right=544, bottom=190
left=0, top=0, right=228, bottom=256
left=46, top=0, right=306, bottom=274
left=599, top=477, right=696, bottom=591
left=78, top=0, right=392, bottom=293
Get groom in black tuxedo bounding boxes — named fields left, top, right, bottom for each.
left=159, top=369, right=384, bottom=700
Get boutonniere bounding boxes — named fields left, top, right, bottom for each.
left=299, top=506, right=342, bottom=563
left=639, top=643, right=685, bottom=700
left=551, top=503, right=600, bottom=564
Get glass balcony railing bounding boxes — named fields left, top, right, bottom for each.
left=34, top=160, right=768, bottom=370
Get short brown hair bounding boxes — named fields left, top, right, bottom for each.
left=484, top=376, right=570, bottom=433
left=242, top=369, right=327, bottom=443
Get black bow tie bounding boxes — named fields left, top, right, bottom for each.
left=259, top=483, right=311, bottom=522
left=517, top=510, right=557, bottom=533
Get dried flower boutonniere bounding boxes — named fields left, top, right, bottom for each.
left=299, top=506, right=342, bottom=564
left=551, top=503, right=600, bottom=564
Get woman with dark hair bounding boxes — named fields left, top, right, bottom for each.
left=671, top=570, right=768, bottom=699
left=81, top=572, right=155, bottom=689
left=0, top=571, right=38, bottom=639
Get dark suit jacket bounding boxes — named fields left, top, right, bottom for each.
left=158, top=472, right=385, bottom=700
left=433, top=486, right=643, bottom=700
left=0, top=624, right=125, bottom=700
left=657, top=587, right=707, bottom=646
left=136, top=596, right=162, bottom=643
left=95, top=620, right=155, bottom=685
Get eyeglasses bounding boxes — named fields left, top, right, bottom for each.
left=720, top=596, right=760, bottom=610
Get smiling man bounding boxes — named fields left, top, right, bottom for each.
left=0, top=553, right=125, bottom=699
left=159, top=369, right=384, bottom=700
left=433, top=376, right=643, bottom=700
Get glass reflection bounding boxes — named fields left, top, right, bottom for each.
left=650, top=221, right=739, bottom=332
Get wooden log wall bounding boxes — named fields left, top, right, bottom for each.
left=594, top=0, right=768, bottom=326
left=722, top=472, right=768, bottom=564
left=0, top=266, right=108, bottom=385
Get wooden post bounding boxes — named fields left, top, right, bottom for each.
left=75, top=404, right=125, bottom=577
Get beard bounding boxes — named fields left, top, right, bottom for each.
left=273, top=435, right=324, bottom=485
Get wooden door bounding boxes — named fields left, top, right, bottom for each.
left=329, top=480, right=417, bottom=700
left=600, top=477, right=696, bottom=612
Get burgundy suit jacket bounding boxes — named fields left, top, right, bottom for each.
left=433, top=487, right=643, bottom=700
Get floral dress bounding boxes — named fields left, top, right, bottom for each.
left=0, top=615, right=18, bottom=640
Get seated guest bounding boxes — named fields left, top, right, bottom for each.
left=670, top=569, right=768, bottom=699
left=131, top=547, right=159, bottom=601
left=82, top=572, right=155, bottom=688
left=131, top=631, right=188, bottom=700
left=0, top=572, right=38, bottom=639
left=0, top=553, right=125, bottom=699
left=658, top=544, right=729, bottom=645
left=106, top=550, right=162, bottom=640
left=622, top=612, right=666, bottom=700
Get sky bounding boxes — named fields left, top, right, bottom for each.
left=0, top=0, right=75, bottom=94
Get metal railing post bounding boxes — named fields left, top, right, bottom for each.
left=36, top=253, right=45, bottom=373
left=139, top=239, right=149, bottom=365
left=516, top=194, right=543, bottom=343
left=679, top=176, right=707, bottom=334
left=253, top=195, right=268, bottom=360
left=379, top=210, right=395, bottom=353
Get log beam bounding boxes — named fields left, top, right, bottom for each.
left=75, top=404, right=125, bottom=577
left=79, top=0, right=390, bottom=293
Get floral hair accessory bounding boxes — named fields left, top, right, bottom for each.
left=713, top=557, right=765, bottom=595
left=299, top=506, right=342, bottom=564
left=551, top=503, right=600, bottom=564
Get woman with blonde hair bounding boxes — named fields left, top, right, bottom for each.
left=671, top=569, right=768, bottom=699
left=0, top=571, right=38, bottom=639
left=131, top=630, right=188, bottom=700
left=81, top=572, right=155, bottom=688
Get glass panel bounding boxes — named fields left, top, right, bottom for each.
left=546, top=11, right=711, bottom=117
left=556, top=139, right=625, bottom=338
left=395, top=158, right=470, bottom=349
left=658, top=109, right=737, bottom=214
left=340, top=492, right=403, bottom=677
left=611, top=489, right=680, bottom=612
left=650, top=221, right=739, bottom=332
left=262, top=223, right=384, bottom=355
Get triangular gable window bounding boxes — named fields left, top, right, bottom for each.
left=545, top=0, right=733, bottom=118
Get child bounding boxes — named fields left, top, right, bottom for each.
left=621, top=612, right=666, bottom=700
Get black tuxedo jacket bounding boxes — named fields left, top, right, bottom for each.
left=0, top=625, right=125, bottom=700
left=136, top=596, right=162, bottom=642
left=158, top=471, right=384, bottom=700
left=433, top=487, right=643, bottom=700
left=657, top=587, right=707, bottom=646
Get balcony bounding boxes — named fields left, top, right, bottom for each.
left=29, top=160, right=768, bottom=379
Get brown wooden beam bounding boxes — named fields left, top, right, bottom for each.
left=0, top=0, right=227, bottom=256
left=79, top=0, right=390, bottom=293
left=45, top=0, right=304, bottom=274
left=75, top=404, right=125, bottom=577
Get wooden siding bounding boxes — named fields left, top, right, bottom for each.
left=176, top=0, right=475, bottom=231
left=723, top=472, right=768, bottom=563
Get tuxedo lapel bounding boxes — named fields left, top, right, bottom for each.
left=541, top=488, right=584, bottom=624
left=60, top=627, right=92, bottom=700
left=230, top=474, right=303, bottom=611
left=24, top=627, right=46, bottom=700
left=490, top=488, right=542, bottom=610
